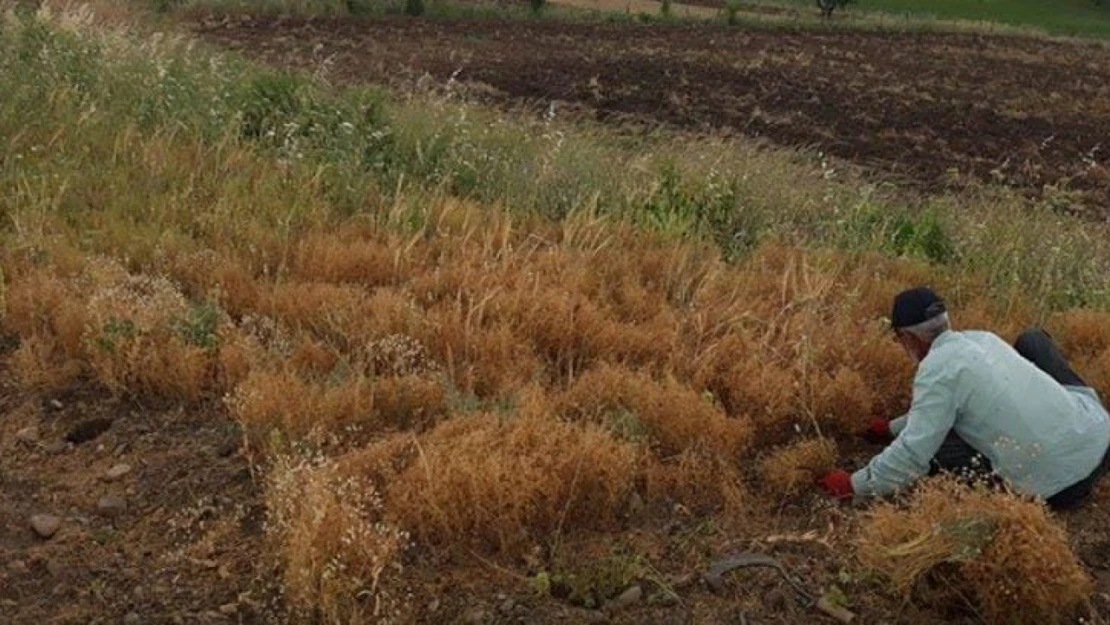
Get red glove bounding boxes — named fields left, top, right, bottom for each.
left=862, top=418, right=893, bottom=443
left=818, top=470, right=854, bottom=500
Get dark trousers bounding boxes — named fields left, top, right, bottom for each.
left=931, top=329, right=1108, bottom=509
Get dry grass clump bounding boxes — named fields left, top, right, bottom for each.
left=229, top=370, right=375, bottom=445
left=758, top=437, right=838, bottom=496
left=1046, top=309, right=1110, bottom=398
left=2, top=265, right=88, bottom=357
left=643, top=449, right=749, bottom=516
left=495, top=282, right=674, bottom=379
left=1012, top=309, right=1110, bottom=402
left=259, top=281, right=372, bottom=349
left=369, top=375, right=447, bottom=430
left=266, top=454, right=411, bottom=624
left=290, top=231, right=402, bottom=287
left=82, top=260, right=215, bottom=399
left=410, top=308, right=542, bottom=398
left=340, top=413, right=641, bottom=554
left=288, top=336, right=340, bottom=376
left=858, top=476, right=1093, bottom=625
left=165, top=249, right=261, bottom=317
left=558, top=363, right=753, bottom=458
left=228, top=368, right=447, bottom=447
left=7, top=334, right=85, bottom=392
left=690, top=338, right=799, bottom=443
left=2, top=254, right=232, bottom=399
left=810, top=366, right=875, bottom=435
left=1049, top=309, right=1110, bottom=358
left=3, top=264, right=89, bottom=390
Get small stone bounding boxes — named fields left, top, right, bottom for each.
left=30, top=514, right=61, bottom=539
left=219, top=603, right=238, bottom=615
left=103, top=464, right=133, bottom=482
left=44, top=441, right=68, bottom=455
left=49, top=399, right=64, bottom=410
left=667, top=573, right=696, bottom=590
left=123, top=613, right=141, bottom=625
left=648, top=590, right=680, bottom=607
left=608, top=585, right=642, bottom=611
left=500, top=598, right=515, bottom=613
left=96, top=495, right=128, bottom=518
left=626, top=491, right=644, bottom=516
left=427, top=599, right=440, bottom=612
left=462, top=608, right=487, bottom=624
left=133, top=585, right=145, bottom=599
left=15, top=426, right=39, bottom=445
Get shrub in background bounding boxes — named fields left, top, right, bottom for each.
left=725, top=0, right=741, bottom=25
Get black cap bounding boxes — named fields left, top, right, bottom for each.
left=891, top=287, right=946, bottom=329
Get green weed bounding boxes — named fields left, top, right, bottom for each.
left=93, top=318, right=137, bottom=354
left=176, top=302, right=222, bottom=350
left=549, top=551, right=644, bottom=608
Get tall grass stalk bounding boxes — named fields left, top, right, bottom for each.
left=1, top=8, right=1109, bottom=311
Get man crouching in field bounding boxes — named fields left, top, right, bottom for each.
left=819, top=287, right=1110, bottom=509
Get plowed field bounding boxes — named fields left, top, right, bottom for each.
left=194, top=16, right=1110, bottom=213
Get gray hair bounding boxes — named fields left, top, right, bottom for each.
left=901, top=312, right=950, bottom=342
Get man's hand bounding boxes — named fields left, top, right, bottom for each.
left=818, top=470, right=854, bottom=501
left=862, top=418, right=893, bottom=444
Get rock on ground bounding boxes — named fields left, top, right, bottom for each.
left=29, top=514, right=61, bottom=539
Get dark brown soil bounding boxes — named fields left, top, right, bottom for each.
left=193, top=15, right=1110, bottom=216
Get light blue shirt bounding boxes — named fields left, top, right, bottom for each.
left=851, top=330, right=1110, bottom=500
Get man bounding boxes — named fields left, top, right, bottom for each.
left=819, top=287, right=1110, bottom=509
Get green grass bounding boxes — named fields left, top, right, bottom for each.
left=784, top=0, right=1110, bottom=38
left=2, top=7, right=1110, bottom=311
left=156, top=0, right=562, bottom=20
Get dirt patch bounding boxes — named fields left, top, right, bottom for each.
left=193, top=15, right=1110, bottom=214
left=0, top=369, right=282, bottom=624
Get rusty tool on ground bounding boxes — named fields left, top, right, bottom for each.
left=703, top=552, right=856, bottom=623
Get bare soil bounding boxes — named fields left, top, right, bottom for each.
left=0, top=356, right=283, bottom=624
left=193, top=15, right=1110, bottom=215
